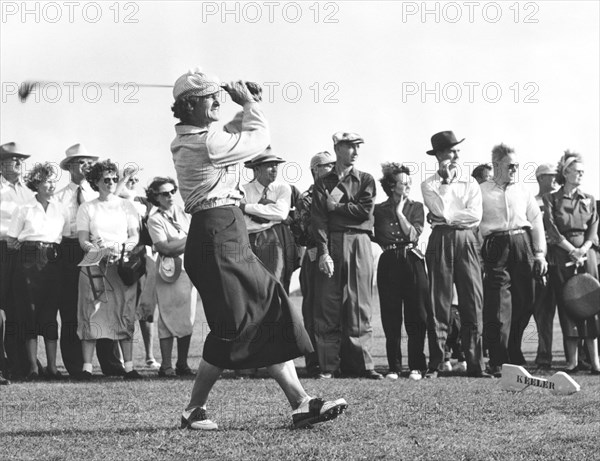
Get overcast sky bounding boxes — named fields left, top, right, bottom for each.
left=2, top=0, right=599, bottom=201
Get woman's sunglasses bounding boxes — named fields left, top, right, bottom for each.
left=103, top=177, right=119, bottom=184
left=158, top=189, right=178, bottom=198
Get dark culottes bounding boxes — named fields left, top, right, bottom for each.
left=184, top=206, right=312, bottom=369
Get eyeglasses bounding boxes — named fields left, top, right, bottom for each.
left=103, top=177, right=119, bottom=184
left=1, top=157, right=22, bottom=165
left=507, top=163, right=520, bottom=170
left=158, top=189, right=178, bottom=197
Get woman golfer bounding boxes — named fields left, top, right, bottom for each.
left=171, top=68, right=347, bottom=430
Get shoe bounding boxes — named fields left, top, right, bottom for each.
left=180, top=407, right=218, bottom=431
left=24, top=371, right=40, bottom=381
left=0, top=372, right=10, bottom=385
left=577, top=360, right=592, bottom=371
left=408, top=370, right=422, bottom=381
left=452, top=361, right=467, bottom=373
left=487, top=366, right=502, bottom=378
left=158, top=367, right=177, bottom=378
left=440, top=361, right=453, bottom=372
left=317, top=372, right=333, bottom=379
left=77, top=370, right=93, bottom=381
left=385, top=372, right=399, bottom=380
left=292, top=398, right=348, bottom=429
left=424, top=369, right=438, bottom=379
left=146, top=359, right=161, bottom=370
left=563, top=365, right=580, bottom=374
left=124, top=370, right=144, bottom=380
left=103, top=366, right=126, bottom=377
left=362, top=369, right=383, bottom=380
left=590, top=369, right=600, bottom=375
left=176, top=365, right=195, bottom=377
left=45, top=369, right=64, bottom=381
left=466, top=370, right=493, bottom=378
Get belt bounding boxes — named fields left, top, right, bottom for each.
left=382, top=242, right=413, bottom=252
left=20, top=241, right=59, bottom=250
left=432, top=225, right=473, bottom=231
left=332, top=229, right=369, bottom=235
left=487, top=227, right=528, bottom=238
left=563, top=229, right=585, bottom=236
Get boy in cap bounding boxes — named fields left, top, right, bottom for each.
left=295, top=151, right=335, bottom=377
left=311, top=132, right=382, bottom=379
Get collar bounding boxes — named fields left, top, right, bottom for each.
left=0, top=175, right=25, bottom=188
left=325, top=167, right=359, bottom=182
left=175, top=124, right=210, bottom=135
left=558, top=186, right=586, bottom=200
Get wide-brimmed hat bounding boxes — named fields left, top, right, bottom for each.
left=0, top=142, right=30, bottom=160
left=426, top=131, right=465, bottom=155
left=310, top=151, right=335, bottom=170
left=244, top=148, right=285, bottom=169
left=332, top=132, right=364, bottom=146
left=158, top=255, right=182, bottom=283
left=60, top=144, right=99, bottom=170
left=563, top=273, right=600, bottom=321
left=173, top=67, right=221, bottom=100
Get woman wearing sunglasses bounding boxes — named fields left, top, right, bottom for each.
left=145, top=177, right=195, bottom=378
left=76, top=159, right=143, bottom=380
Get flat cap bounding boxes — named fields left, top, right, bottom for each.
left=332, top=132, right=364, bottom=145
left=310, top=151, right=335, bottom=170
left=173, top=67, right=221, bottom=100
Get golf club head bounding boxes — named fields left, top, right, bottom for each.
left=18, top=81, right=37, bottom=102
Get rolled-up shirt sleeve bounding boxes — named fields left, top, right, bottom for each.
left=206, top=102, right=270, bottom=166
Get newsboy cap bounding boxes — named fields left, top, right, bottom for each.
left=535, top=163, right=558, bottom=177
left=332, top=132, right=364, bottom=145
left=310, top=151, right=335, bottom=170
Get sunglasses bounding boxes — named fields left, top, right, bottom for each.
left=103, top=177, right=119, bottom=184
left=507, top=163, right=520, bottom=170
left=158, top=189, right=178, bottom=198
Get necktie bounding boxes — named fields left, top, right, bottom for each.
left=261, top=186, right=269, bottom=201
left=76, top=185, right=83, bottom=206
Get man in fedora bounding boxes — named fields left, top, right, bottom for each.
left=311, top=132, right=382, bottom=380
left=0, top=142, right=35, bottom=382
left=55, top=143, right=125, bottom=378
left=480, top=144, right=547, bottom=376
left=241, top=148, right=296, bottom=292
left=421, top=131, right=488, bottom=378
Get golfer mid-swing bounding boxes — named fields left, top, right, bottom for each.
left=171, top=68, right=347, bottom=430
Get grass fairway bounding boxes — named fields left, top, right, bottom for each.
left=1, top=295, right=599, bottom=460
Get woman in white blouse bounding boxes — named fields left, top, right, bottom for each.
left=76, top=160, right=143, bottom=380
left=8, top=162, right=69, bottom=380
left=146, top=177, right=195, bottom=377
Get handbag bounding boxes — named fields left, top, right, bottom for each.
left=117, top=243, right=147, bottom=286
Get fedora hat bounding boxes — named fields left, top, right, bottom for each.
left=158, top=255, right=182, bottom=283
left=244, top=148, right=285, bottom=169
left=60, top=143, right=99, bottom=170
left=426, top=131, right=465, bottom=155
left=562, top=273, right=600, bottom=321
left=0, top=142, right=30, bottom=160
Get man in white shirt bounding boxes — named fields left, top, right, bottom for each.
left=0, top=142, right=35, bottom=382
left=421, top=131, right=488, bottom=378
left=55, top=144, right=125, bottom=378
left=241, top=149, right=295, bottom=292
left=479, top=144, right=547, bottom=376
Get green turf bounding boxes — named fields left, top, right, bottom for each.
left=1, top=295, right=599, bottom=460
